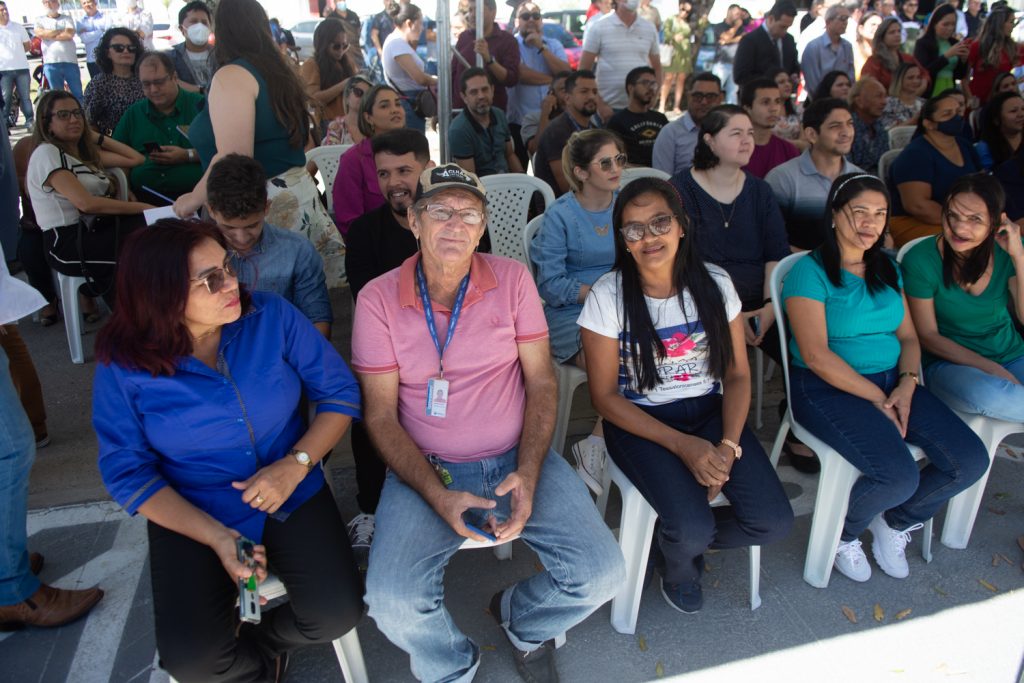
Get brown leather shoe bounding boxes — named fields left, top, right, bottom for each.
left=0, top=584, right=103, bottom=631
left=29, top=552, right=43, bottom=576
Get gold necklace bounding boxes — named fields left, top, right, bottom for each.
left=190, top=327, right=219, bottom=343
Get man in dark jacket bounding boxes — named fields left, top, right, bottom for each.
left=733, top=1, right=799, bottom=88
left=170, top=0, right=217, bottom=94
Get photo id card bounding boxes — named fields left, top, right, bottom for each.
left=426, top=377, right=450, bottom=418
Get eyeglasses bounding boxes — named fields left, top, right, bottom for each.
left=49, top=108, right=84, bottom=121
left=593, top=153, right=627, bottom=172
left=518, top=12, right=541, bottom=20
left=620, top=214, right=676, bottom=242
left=110, top=44, right=139, bottom=53
left=689, top=91, right=721, bottom=102
left=140, top=75, right=171, bottom=89
left=423, top=203, right=484, bottom=225
left=635, top=79, right=658, bottom=88
left=350, top=85, right=366, bottom=97
left=192, top=261, right=237, bottom=294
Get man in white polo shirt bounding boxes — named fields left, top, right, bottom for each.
left=578, top=0, right=660, bottom=114
left=0, top=1, right=33, bottom=129
left=34, top=0, right=81, bottom=101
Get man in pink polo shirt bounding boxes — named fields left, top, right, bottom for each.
left=352, top=165, right=624, bottom=683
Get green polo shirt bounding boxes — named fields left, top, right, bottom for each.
left=448, top=107, right=512, bottom=177
left=112, top=88, right=205, bottom=198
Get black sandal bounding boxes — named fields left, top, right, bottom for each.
left=783, top=441, right=821, bottom=474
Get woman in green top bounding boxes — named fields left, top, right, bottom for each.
left=659, top=1, right=697, bottom=114
left=903, top=173, right=1024, bottom=422
left=173, top=0, right=345, bottom=288
left=912, top=4, right=969, bottom=97
left=784, top=173, right=987, bottom=584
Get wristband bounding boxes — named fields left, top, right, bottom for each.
left=898, top=371, right=919, bottom=385
left=96, top=133, right=105, bottom=148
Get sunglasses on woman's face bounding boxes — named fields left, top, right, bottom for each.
left=192, top=261, right=237, bottom=294
left=110, top=43, right=138, bottom=53
left=594, top=153, right=627, bottom=172
left=350, top=86, right=366, bottom=98
left=620, top=214, right=676, bottom=242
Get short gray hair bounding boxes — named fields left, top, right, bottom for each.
left=824, top=4, right=848, bottom=21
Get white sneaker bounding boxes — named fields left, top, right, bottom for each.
left=834, top=539, right=872, bottom=582
left=870, top=515, right=924, bottom=579
left=346, top=512, right=375, bottom=572
left=571, top=437, right=607, bottom=495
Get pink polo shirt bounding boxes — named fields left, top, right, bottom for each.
left=352, top=252, right=549, bottom=462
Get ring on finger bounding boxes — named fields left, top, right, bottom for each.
left=256, top=495, right=266, bottom=504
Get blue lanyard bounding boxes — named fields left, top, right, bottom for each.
left=415, top=259, right=470, bottom=378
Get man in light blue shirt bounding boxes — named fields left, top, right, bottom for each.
left=651, top=72, right=722, bottom=176
left=800, top=5, right=854, bottom=96
left=75, top=0, right=112, bottom=77
left=508, top=2, right=570, bottom=169
left=205, top=154, right=332, bottom=337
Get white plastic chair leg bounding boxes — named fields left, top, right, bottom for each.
left=803, top=452, right=859, bottom=588
left=595, top=461, right=613, bottom=518
left=920, top=519, right=933, bottom=563
left=749, top=545, right=761, bottom=610
left=608, top=468, right=658, bottom=635
left=332, top=627, right=369, bottom=683
left=58, top=273, right=85, bottom=364
left=754, top=347, right=764, bottom=429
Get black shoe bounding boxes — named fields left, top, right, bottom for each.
left=489, top=590, right=559, bottom=683
left=642, top=537, right=666, bottom=590
left=660, top=577, right=703, bottom=614
left=784, top=442, right=821, bottom=474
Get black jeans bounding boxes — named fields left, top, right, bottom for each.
left=149, top=486, right=365, bottom=683
left=350, top=420, right=386, bottom=514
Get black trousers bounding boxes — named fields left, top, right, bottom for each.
left=509, top=122, right=530, bottom=172
left=149, top=487, right=365, bottom=683
left=17, top=224, right=56, bottom=303
left=43, top=217, right=142, bottom=306
left=350, top=420, right=386, bottom=514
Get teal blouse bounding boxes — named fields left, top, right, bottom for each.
left=784, top=253, right=905, bottom=374
left=189, top=58, right=306, bottom=179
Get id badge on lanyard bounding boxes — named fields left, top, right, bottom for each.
left=416, top=260, right=470, bottom=419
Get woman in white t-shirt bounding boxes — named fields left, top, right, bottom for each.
left=578, top=177, right=792, bottom=614
left=27, top=91, right=153, bottom=306
left=381, top=3, right=436, bottom=133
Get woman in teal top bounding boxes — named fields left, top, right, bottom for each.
left=174, top=0, right=345, bottom=288
left=529, top=129, right=622, bottom=493
left=784, top=173, right=987, bottom=585
left=903, top=173, right=1024, bottom=423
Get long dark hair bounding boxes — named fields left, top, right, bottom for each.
left=978, top=6, right=1017, bottom=67
left=313, top=17, right=355, bottom=92
left=918, top=4, right=958, bottom=49
left=33, top=91, right=102, bottom=170
left=612, top=178, right=733, bottom=391
left=357, top=84, right=400, bottom=137
left=95, top=220, right=252, bottom=376
left=812, top=70, right=852, bottom=103
left=94, top=27, right=144, bottom=74
left=979, top=91, right=1024, bottom=168
left=939, top=174, right=1004, bottom=288
left=767, top=67, right=797, bottom=117
left=214, top=0, right=311, bottom=148
left=816, top=173, right=899, bottom=294
left=913, top=91, right=959, bottom=139
left=692, top=104, right=748, bottom=170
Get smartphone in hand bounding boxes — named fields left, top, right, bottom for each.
left=236, top=537, right=261, bottom=624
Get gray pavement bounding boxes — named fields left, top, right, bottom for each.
left=5, top=282, right=1024, bottom=683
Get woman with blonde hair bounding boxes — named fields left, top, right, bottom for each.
left=966, top=6, right=1024, bottom=107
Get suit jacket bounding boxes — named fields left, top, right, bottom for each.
left=733, top=24, right=798, bottom=86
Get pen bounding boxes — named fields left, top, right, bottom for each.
left=142, top=186, right=176, bottom=205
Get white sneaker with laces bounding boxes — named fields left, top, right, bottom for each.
left=346, top=512, right=375, bottom=571
left=571, top=437, right=607, bottom=495
left=834, top=539, right=872, bottom=582
left=870, top=515, right=924, bottom=579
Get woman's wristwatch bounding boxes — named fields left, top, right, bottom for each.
left=289, top=448, right=314, bottom=472
left=718, top=438, right=742, bottom=460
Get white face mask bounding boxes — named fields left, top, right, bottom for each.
left=186, top=22, right=211, bottom=46
left=621, top=0, right=640, bottom=10
left=337, top=1, right=347, bottom=10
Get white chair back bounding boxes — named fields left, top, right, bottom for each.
left=887, top=126, right=915, bottom=150
left=109, top=167, right=129, bottom=201
left=619, top=166, right=670, bottom=187
left=480, top=174, right=556, bottom=267
left=877, top=148, right=901, bottom=189
left=306, top=144, right=352, bottom=215
left=896, top=234, right=931, bottom=263
left=522, top=215, right=545, bottom=280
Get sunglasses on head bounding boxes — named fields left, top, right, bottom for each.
left=110, top=43, right=139, bottom=53
left=192, top=261, right=237, bottom=294
left=594, top=153, right=627, bottom=172
left=519, top=12, right=541, bottom=20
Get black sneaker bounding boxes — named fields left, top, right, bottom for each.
left=660, top=577, right=703, bottom=614
left=489, top=591, right=559, bottom=683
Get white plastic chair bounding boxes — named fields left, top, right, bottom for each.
left=167, top=574, right=368, bottom=683
left=57, top=168, right=130, bottom=364
left=896, top=237, right=1024, bottom=550
left=596, top=455, right=769, bottom=635
left=887, top=126, right=915, bottom=150
left=877, top=148, right=901, bottom=187
left=306, top=144, right=352, bottom=216
left=480, top=174, right=556, bottom=267
left=619, top=167, right=671, bottom=187
left=768, top=252, right=933, bottom=588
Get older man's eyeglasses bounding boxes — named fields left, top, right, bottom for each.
left=423, top=204, right=484, bottom=225
left=594, top=153, right=627, bottom=172
left=620, top=214, right=676, bottom=242
left=192, top=262, right=237, bottom=294
left=141, top=75, right=171, bottom=89
left=110, top=44, right=139, bottom=53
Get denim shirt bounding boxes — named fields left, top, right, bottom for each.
left=93, top=292, right=361, bottom=542
left=229, top=223, right=332, bottom=325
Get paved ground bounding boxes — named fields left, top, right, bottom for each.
left=4, top=285, right=1024, bottom=683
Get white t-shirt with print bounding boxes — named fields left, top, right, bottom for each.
left=577, top=265, right=742, bottom=406
left=27, top=143, right=111, bottom=230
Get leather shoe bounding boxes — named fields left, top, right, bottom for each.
left=29, top=552, right=43, bottom=575
left=0, top=583, right=103, bottom=631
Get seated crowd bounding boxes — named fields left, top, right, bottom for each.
left=3, top=0, right=1024, bottom=681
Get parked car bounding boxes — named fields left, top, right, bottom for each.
left=290, top=18, right=323, bottom=61
left=542, top=22, right=581, bottom=70
left=542, top=9, right=586, bottom=41
left=152, top=23, right=183, bottom=51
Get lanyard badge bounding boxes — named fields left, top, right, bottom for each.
left=416, top=260, right=470, bottom=418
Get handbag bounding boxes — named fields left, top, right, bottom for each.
left=76, top=213, right=121, bottom=299
left=412, top=87, right=438, bottom=119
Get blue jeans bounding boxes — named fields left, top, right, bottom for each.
left=399, top=95, right=426, bottom=133
left=42, top=61, right=83, bottom=102
left=603, top=393, right=794, bottom=586
left=365, top=447, right=625, bottom=683
left=711, top=62, right=737, bottom=104
left=924, top=355, right=1024, bottom=423
left=790, top=366, right=989, bottom=541
left=0, top=346, right=40, bottom=606
left=0, top=69, right=33, bottom=123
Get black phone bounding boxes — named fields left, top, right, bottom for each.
left=143, top=141, right=162, bottom=154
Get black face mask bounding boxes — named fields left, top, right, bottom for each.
left=935, top=114, right=964, bottom=136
